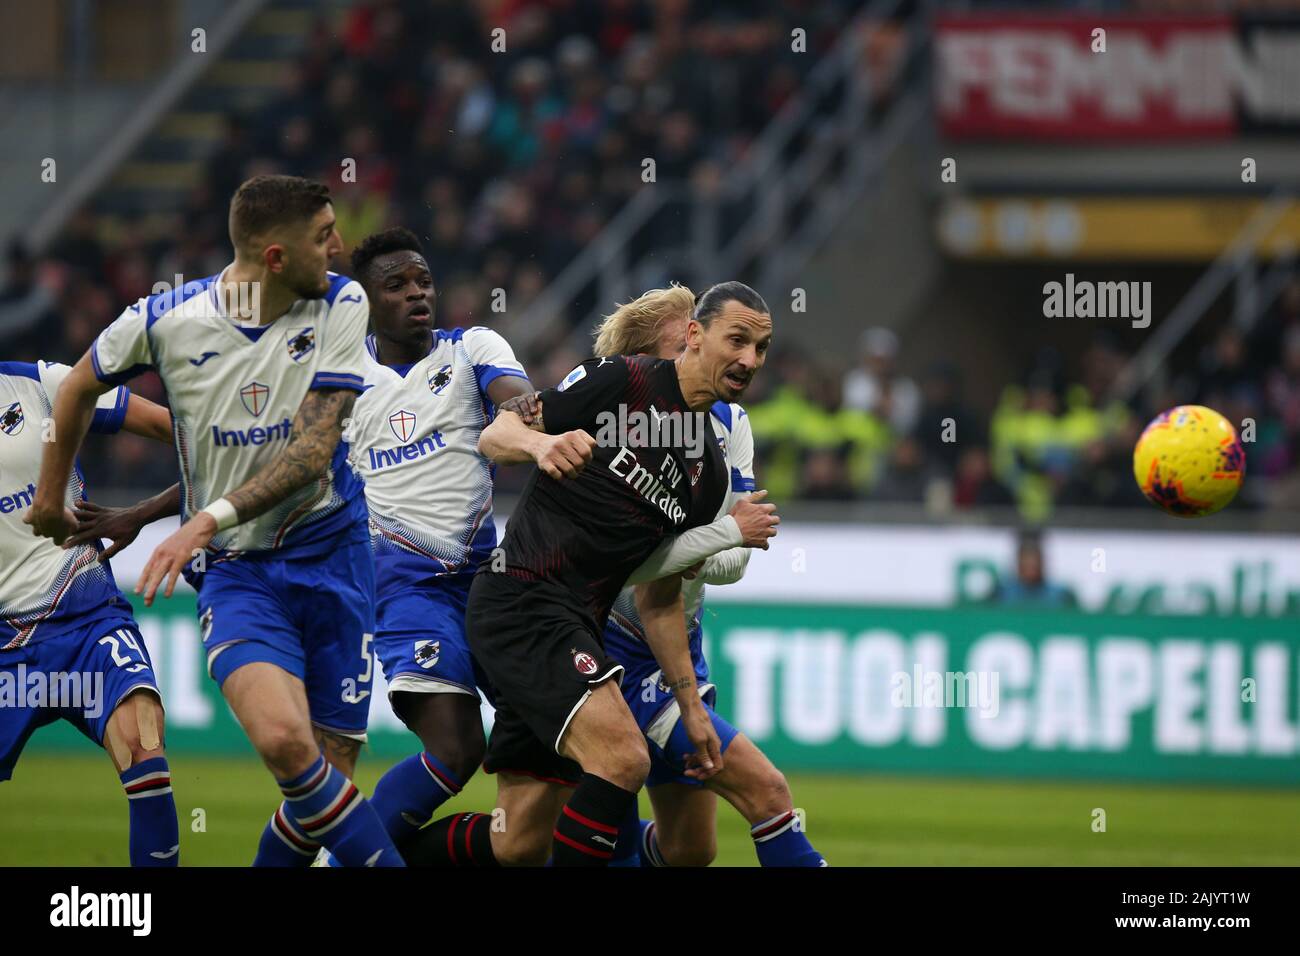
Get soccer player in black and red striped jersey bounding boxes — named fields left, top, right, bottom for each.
left=404, top=281, right=772, bottom=866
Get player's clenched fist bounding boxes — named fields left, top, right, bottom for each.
left=536, top=429, right=595, bottom=480
left=730, top=489, right=779, bottom=549
left=22, top=499, right=77, bottom=545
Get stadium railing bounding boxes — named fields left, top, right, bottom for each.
left=505, top=0, right=930, bottom=357
left=24, top=0, right=273, bottom=254
left=1113, top=187, right=1299, bottom=406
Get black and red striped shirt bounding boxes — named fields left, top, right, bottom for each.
left=491, top=355, right=727, bottom=627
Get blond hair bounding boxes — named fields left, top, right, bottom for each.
left=593, top=283, right=695, bottom=357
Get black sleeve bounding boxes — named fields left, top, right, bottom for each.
left=538, top=357, right=630, bottom=435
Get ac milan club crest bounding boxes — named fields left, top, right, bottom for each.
left=0, top=401, right=23, bottom=437
left=239, top=381, right=270, bottom=418
left=428, top=364, right=452, bottom=394
left=389, top=408, right=417, bottom=443
left=286, top=326, right=316, bottom=363
left=572, top=649, right=599, bottom=676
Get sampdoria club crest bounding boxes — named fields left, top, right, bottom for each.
left=428, top=364, right=452, bottom=394
left=286, top=326, right=316, bottom=363
left=0, top=401, right=23, bottom=437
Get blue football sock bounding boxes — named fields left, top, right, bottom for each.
left=254, top=801, right=319, bottom=867
left=750, top=811, right=826, bottom=867
left=119, top=756, right=179, bottom=867
left=609, top=804, right=644, bottom=867
left=275, top=754, right=404, bottom=867
left=370, top=752, right=463, bottom=847
left=639, top=819, right=669, bottom=867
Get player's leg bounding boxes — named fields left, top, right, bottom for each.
left=364, top=581, right=486, bottom=848
left=103, top=688, right=179, bottom=866
left=313, top=725, right=364, bottom=778
left=402, top=769, right=570, bottom=867
left=0, top=643, right=63, bottom=786
left=202, top=553, right=400, bottom=867
left=465, top=578, right=645, bottom=865
left=222, top=660, right=397, bottom=867
left=704, top=733, right=826, bottom=867
left=556, top=679, right=652, bottom=865
left=640, top=783, right=718, bottom=867
left=267, top=540, right=403, bottom=866
left=612, top=675, right=720, bottom=867
left=370, top=691, right=485, bottom=846
left=400, top=686, right=580, bottom=867
left=72, top=618, right=179, bottom=866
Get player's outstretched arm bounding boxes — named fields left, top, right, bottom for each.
left=121, top=394, right=174, bottom=444
left=634, top=575, right=723, bottom=780
left=64, top=483, right=182, bottom=562
left=134, top=387, right=354, bottom=605
left=477, top=395, right=596, bottom=479
left=26, top=353, right=111, bottom=544
left=625, top=490, right=779, bottom=584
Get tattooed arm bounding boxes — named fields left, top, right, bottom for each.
left=134, top=387, right=356, bottom=605
left=223, top=387, right=355, bottom=521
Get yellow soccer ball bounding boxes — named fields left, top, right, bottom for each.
left=1133, top=405, right=1244, bottom=517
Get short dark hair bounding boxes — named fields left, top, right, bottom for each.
left=350, top=227, right=425, bottom=281
left=693, top=281, right=769, bottom=328
left=228, top=175, right=331, bottom=251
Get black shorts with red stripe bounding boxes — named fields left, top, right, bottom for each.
left=466, top=573, right=622, bottom=785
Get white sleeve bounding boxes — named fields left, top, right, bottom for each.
left=311, top=279, right=369, bottom=392
left=699, top=545, right=750, bottom=585
left=464, top=326, right=528, bottom=396
left=729, top=406, right=756, bottom=493
left=624, top=514, right=744, bottom=585
left=696, top=405, right=756, bottom=585
left=38, top=360, right=130, bottom=434
left=91, top=298, right=153, bottom=386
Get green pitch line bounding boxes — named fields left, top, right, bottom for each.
left=1, top=754, right=1297, bottom=866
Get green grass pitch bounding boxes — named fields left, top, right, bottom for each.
left=2, top=753, right=1297, bottom=866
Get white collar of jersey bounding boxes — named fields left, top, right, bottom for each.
left=366, top=332, right=447, bottom=369
left=213, top=263, right=265, bottom=329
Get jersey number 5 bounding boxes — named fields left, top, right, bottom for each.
left=341, top=633, right=374, bottom=704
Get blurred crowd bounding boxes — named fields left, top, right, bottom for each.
left=0, top=0, right=855, bottom=490
left=1, top=0, right=1296, bottom=514
left=728, top=280, right=1300, bottom=517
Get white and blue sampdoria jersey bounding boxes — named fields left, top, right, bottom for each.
left=346, top=327, right=527, bottom=586
left=0, top=361, right=132, bottom=648
left=606, top=400, right=755, bottom=665
left=90, top=270, right=370, bottom=558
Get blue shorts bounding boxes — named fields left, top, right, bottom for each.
left=620, top=667, right=739, bottom=789
left=0, top=610, right=160, bottom=782
left=198, top=538, right=375, bottom=738
left=374, top=574, right=484, bottom=704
